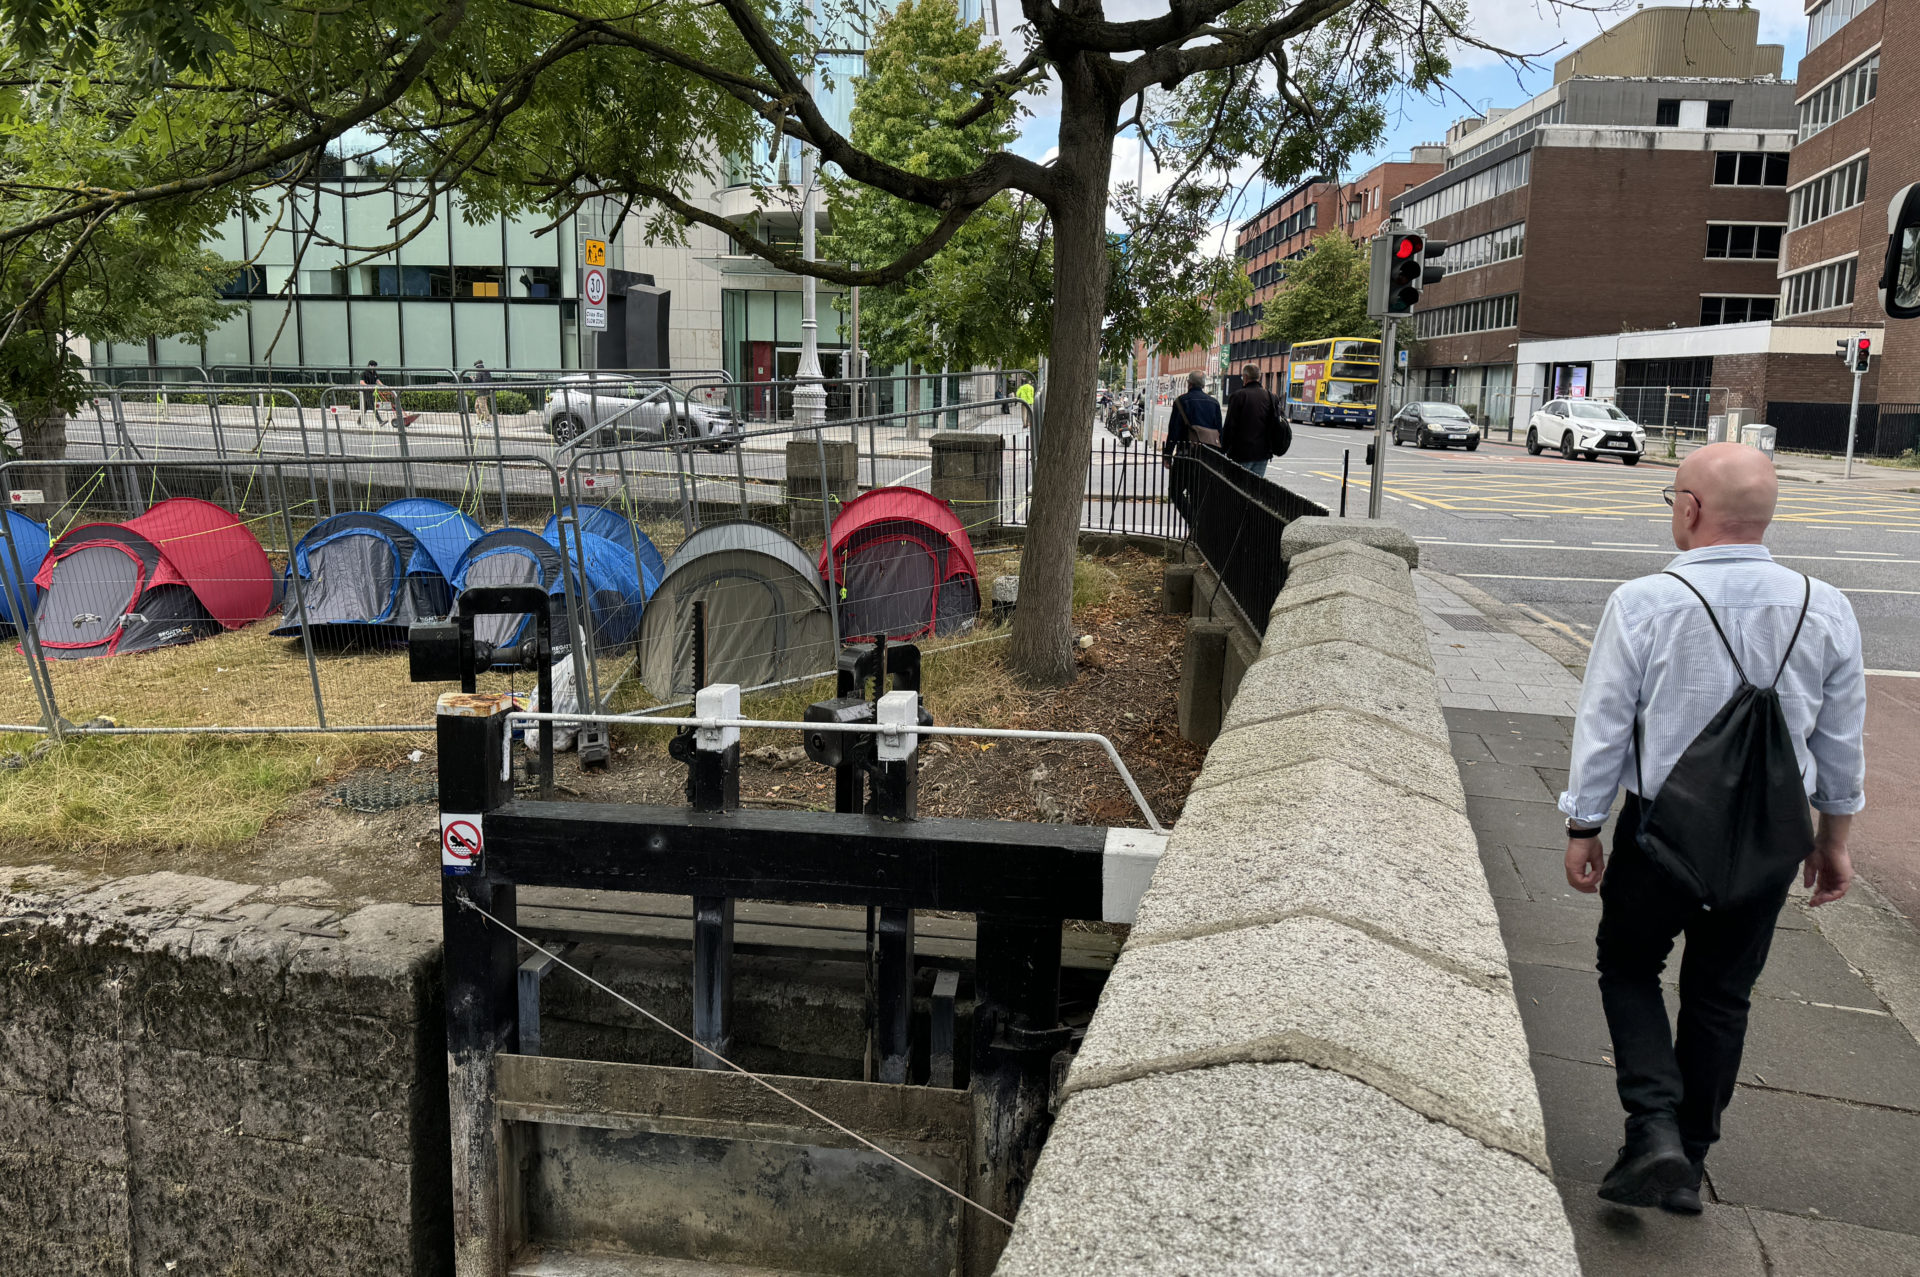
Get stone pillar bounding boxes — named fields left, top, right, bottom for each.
left=1177, top=619, right=1232, bottom=746
left=786, top=439, right=859, bottom=542
left=930, top=431, right=1003, bottom=541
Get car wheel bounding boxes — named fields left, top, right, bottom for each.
left=1392, top=428, right=1403, bottom=446
left=1526, top=428, right=1543, bottom=455
left=666, top=417, right=694, bottom=442
left=550, top=414, right=585, bottom=443
left=1416, top=428, right=1430, bottom=449
left=1560, top=432, right=1575, bottom=460
left=1622, top=454, right=1640, bottom=466
left=1466, top=439, right=1480, bottom=452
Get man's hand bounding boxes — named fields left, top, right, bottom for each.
left=1805, top=813, right=1854, bottom=907
left=1565, top=836, right=1606, bottom=893
left=1161, top=456, right=1172, bottom=471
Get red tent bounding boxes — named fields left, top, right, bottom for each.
left=819, top=487, right=980, bottom=641
left=33, top=497, right=274, bottom=659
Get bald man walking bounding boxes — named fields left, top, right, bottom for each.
left=1560, top=442, right=1865, bottom=1213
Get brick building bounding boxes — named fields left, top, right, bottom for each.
left=1336, top=152, right=1445, bottom=242
left=1390, top=7, right=1800, bottom=430
left=1777, top=0, right=1917, bottom=416
left=1222, top=178, right=1341, bottom=389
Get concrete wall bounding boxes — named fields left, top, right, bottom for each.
left=997, top=524, right=1579, bottom=1274
left=0, top=871, right=450, bottom=1275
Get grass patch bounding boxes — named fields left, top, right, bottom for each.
left=0, top=730, right=397, bottom=853
left=0, top=545, right=1125, bottom=857
left=1868, top=449, right=1920, bottom=470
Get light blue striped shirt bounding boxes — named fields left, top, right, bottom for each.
left=1559, top=543, right=1867, bottom=826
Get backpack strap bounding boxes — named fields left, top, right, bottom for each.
left=1770, top=573, right=1813, bottom=691
left=1663, top=570, right=1749, bottom=686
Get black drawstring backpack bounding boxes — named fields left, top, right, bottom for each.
left=1632, top=570, right=1815, bottom=910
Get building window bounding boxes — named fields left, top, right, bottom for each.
left=1797, top=54, right=1879, bottom=143
left=1445, top=100, right=1564, bottom=169
left=1809, top=0, right=1878, bottom=52
left=1705, top=224, right=1783, bottom=259
left=1435, top=222, right=1525, bottom=274
left=1411, top=292, right=1519, bottom=339
left=1699, top=296, right=1776, bottom=325
left=1713, top=151, right=1790, bottom=187
left=1400, top=152, right=1530, bottom=230
left=1707, top=100, right=1732, bottom=127
left=1656, top=99, right=1680, bottom=127
left=1789, top=155, right=1869, bottom=228
left=1781, top=257, right=1858, bottom=317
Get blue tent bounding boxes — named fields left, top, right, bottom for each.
left=452, top=526, right=647, bottom=661
left=272, top=502, right=481, bottom=637
left=378, top=498, right=483, bottom=578
left=544, top=505, right=664, bottom=597
left=0, top=511, right=50, bottom=628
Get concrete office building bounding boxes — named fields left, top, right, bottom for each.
left=1392, top=7, right=1799, bottom=430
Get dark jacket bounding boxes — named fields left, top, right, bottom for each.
left=1162, top=389, right=1223, bottom=463
left=1224, top=384, right=1281, bottom=462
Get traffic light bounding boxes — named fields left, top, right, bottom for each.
left=1383, top=233, right=1448, bottom=314
left=1836, top=337, right=1852, bottom=364
left=1853, top=334, right=1872, bottom=372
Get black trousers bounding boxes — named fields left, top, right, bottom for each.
left=1595, top=792, right=1793, bottom=1162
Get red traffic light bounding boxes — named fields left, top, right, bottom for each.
left=1394, top=235, right=1423, bottom=260
left=1857, top=337, right=1872, bottom=354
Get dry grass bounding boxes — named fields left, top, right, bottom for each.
left=0, top=543, right=1137, bottom=858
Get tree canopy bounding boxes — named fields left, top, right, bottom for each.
left=1257, top=229, right=1377, bottom=351
left=0, top=0, right=1481, bottom=684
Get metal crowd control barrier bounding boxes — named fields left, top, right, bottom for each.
left=0, top=453, right=597, bottom=755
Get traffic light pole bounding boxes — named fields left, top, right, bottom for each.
left=1844, top=357, right=1863, bottom=480
left=1370, top=315, right=1398, bottom=518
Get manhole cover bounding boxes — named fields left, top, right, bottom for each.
left=1443, top=614, right=1504, bottom=632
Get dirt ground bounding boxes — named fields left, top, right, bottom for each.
left=4, top=549, right=1203, bottom=908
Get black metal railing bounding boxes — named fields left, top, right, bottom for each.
left=1768, top=400, right=1920, bottom=458
left=1175, top=446, right=1329, bottom=633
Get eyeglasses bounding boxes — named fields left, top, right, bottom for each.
left=1660, top=485, right=1701, bottom=510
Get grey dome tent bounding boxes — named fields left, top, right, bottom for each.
left=638, top=521, right=834, bottom=699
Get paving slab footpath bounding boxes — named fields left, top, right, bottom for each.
left=1420, top=569, right=1920, bottom=1275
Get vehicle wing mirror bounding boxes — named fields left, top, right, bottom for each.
left=1883, top=182, right=1920, bottom=321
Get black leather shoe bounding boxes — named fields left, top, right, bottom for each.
left=1597, top=1120, right=1691, bottom=1208
left=1661, top=1161, right=1705, bottom=1215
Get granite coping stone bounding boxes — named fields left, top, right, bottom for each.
left=1268, top=572, right=1422, bottom=620
left=995, top=1063, right=1578, bottom=1276
left=1192, top=707, right=1466, bottom=812
left=1066, top=915, right=1549, bottom=1167
left=1222, top=638, right=1451, bottom=746
left=1260, top=590, right=1435, bottom=670
left=1286, top=539, right=1416, bottom=591
left=1281, top=517, right=1421, bottom=568
left=1130, top=758, right=1511, bottom=978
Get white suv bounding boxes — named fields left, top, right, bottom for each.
left=1526, top=399, right=1646, bottom=465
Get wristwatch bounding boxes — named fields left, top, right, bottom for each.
left=1566, top=818, right=1604, bottom=839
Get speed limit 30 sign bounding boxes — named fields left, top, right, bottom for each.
left=582, top=236, right=609, bottom=330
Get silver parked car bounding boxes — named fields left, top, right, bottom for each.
left=544, top=376, right=738, bottom=450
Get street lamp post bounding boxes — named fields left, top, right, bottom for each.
left=791, top=4, right=828, bottom=428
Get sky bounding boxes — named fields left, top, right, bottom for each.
left=1004, top=0, right=1814, bottom=229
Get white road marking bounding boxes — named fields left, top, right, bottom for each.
left=1418, top=539, right=1920, bottom=567
left=1460, top=573, right=1920, bottom=597
left=1582, top=516, right=1626, bottom=521
left=1595, top=541, right=1658, bottom=547
left=1837, top=550, right=1901, bottom=557
left=1499, top=538, right=1557, bottom=544
left=1867, top=669, right=1920, bottom=678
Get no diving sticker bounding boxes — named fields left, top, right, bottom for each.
left=441, top=813, right=483, bottom=874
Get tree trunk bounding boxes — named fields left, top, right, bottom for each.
left=1006, top=64, right=1116, bottom=686
left=17, top=400, right=72, bottom=520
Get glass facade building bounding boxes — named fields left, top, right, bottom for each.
left=93, top=179, right=610, bottom=374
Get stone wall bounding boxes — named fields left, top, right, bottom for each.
left=0, top=870, right=450, bottom=1275
left=996, top=523, right=1580, bottom=1274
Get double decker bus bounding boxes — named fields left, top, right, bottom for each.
left=1285, top=337, right=1381, bottom=428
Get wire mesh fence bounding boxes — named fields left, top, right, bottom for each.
left=0, top=372, right=1104, bottom=742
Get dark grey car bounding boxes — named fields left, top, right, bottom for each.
left=1391, top=401, right=1481, bottom=450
